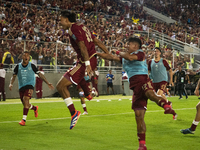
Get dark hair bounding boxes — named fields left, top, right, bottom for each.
left=60, top=10, right=76, bottom=23
left=23, top=51, right=30, bottom=54
left=154, top=47, right=161, bottom=52
left=128, top=37, right=142, bottom=49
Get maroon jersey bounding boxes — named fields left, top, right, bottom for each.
left=68, top=23, right=96, bottom=62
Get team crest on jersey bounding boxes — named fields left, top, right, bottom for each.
left=72, top=34, right=76, bottom=40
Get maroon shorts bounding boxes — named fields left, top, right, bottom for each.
left=64, top=55, right=97, bottom=85
left=153, top=81, right=168, bottom=93
left=129, top=75, right=154, bottom=110
left=19, top=89, right=33, bottom=102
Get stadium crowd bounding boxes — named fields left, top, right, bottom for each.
left=0, top=0, right=199, bottom=71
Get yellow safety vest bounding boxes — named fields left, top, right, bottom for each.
left=176, top=52, right=180, bottom=57
left=50, top=57, right=55, bottom=65
left=29, top=55, right=32, bottom=62
left=186, top=62, right=189, bottom=69
left=168, top=60, right=172, bottom=67
left=155, top=41, right=160, bottom=47
left=191, top=57, right=194, bottom=64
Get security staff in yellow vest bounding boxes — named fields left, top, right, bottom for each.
left=50, top=53, right=56, bottom=71
left=167, top=60, right=172, bottom=68
left=155, top=39, right=160, bottom=48
left=29, top=55, right=32, bottom=62
left=191, top=55, right=194, bottom=64
left=176, top=50, right=180, bottom=57
left=185, top=61, right=190, bottom=70
left=2, top=48, right=14, bottom=69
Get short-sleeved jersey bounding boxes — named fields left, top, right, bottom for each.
left=68, top=23, right=96, bottom=62
left=106, top=74, right=114, bottom=83
left=13, top=62, right=39, bottom=91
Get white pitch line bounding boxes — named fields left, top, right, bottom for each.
left=0, top=98, right=130, bottom=105
left=0, top=107, right=195, bottom=124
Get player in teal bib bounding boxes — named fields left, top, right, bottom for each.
left=9, top=51, right=54, bottom=126
left=148, top=47, right=174, bottom=102
left=97, top=37, right=177, bottom=150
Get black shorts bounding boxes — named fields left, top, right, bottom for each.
left=107, top=82, right=113, bottom=88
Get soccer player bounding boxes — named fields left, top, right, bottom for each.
left=56, top=10, right=109, bottom=130
left=97, top=37, right=176, bottom=150
left=106, top=70, right=115, bottom=95
left=91, top=67, right=99, bottom=97
left=9, top=51, right=54, bottom=126
left=148, top=47, right=177, bottom=120
left=180, top=78, right=200, bottom=134
left=35, top=66, right=44, bottom=99
left=76, top=76, right=91, bottom=115
left=0, top=63, right=6, bottom=101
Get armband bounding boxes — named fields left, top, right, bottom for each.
left=116, top=51, right=120, bottom=55
left=85, top=60, right=90, bottom=66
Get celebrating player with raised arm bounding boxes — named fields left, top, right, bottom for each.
left=97, top=37, right=176, bottom=150
left=56, top=10, right=109, bottom=129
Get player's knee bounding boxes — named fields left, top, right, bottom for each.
left=196, top=103, right=200, bottom=110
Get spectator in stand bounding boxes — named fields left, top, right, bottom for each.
left=44, top=51, right=51, bottom=71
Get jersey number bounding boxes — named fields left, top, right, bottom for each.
left=82, top=26, right=93, bottom=42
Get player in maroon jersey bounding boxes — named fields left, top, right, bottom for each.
left=56, top=10, right=109, bottom=129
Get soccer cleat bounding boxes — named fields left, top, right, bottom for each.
left=86, top=94, right=93, bottom=101
left=173, top=114, right=178, bottom=120
left=19, top=119, right=26, bottom=126
left=164, top=105, right=175, bottom=115
left=34, top=106, right=39, bottom=118
left=138, top=144, right=147, bottom=150
left=82, top=111, right=88, bottom=115
left=92, top=87, right=98, bottom=97
left=70, top=110, right=81, bottom=130
left=180, top=128, right=195, bottom=134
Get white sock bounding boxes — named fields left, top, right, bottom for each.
left=29, top=104, right=33, bottom=109
left=82, top=104, right=86, bottom=108
left=64, top=97, right=73, bottom=106
left=23, top=115, right=27, bottom=121
left=193, top=120, right=199, bottom=125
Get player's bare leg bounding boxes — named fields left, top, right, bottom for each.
left=19, top=90, right=38, bottom=126
left=181, top=102, right=200, bottom=134
left=145, top=90, right=176, bottom=116
left=56, top=76, right=81, bottom=129
left=78, top=89, right=88, bottom=115
left=134, top=109, right=147, bottom=150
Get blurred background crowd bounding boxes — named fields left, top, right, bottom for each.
left=0, top=0, right=199, bottom=74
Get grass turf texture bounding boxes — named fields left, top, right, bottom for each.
left=0, top=95, right=200, bottom=150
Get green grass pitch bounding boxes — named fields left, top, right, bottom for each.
left=0, top=95, right=200, bottom=150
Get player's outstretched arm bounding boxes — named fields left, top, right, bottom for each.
left=97, top=53, right=120, bottom=62
left=9, top=75, right=16, bottom=91
left=93, top=37, right=109, bottom=54
left=38, top=72, right=54, bottom=90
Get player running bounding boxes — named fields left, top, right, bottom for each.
left=9, top=51, right=54, bottom=126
